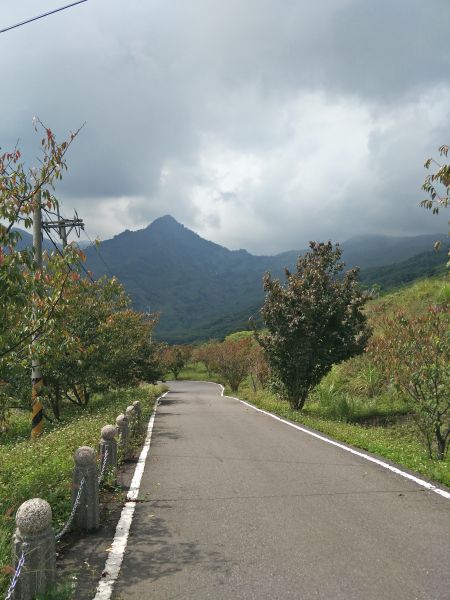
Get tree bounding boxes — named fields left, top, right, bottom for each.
left=97, top=308, right=164, bottom=389
left=36, top=275, right=129, bottom=416
left=257, top=241, right=370, bottom=410
left=248, top=342, right=270, bottom=392
left=213, top=337, right=253, bottom=392
left=1, top=120, right=165, bottom=427
left=0, top=120, right=82, bottom=426
left=421, top=144, right=450, bottom=267
left=32, top=271, right=164, bottom=419
left=193, top=341, right=220, bottom=377
left=422, top=144, right=450, bottom=214
left=163, top=345, right=191, bottom=379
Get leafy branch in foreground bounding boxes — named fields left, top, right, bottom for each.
left=1, top=121, right=83, bottom=428
left=422, top=144, right=450, bottom=267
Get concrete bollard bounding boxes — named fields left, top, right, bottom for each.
left=132, top=400, right=142, bottom=425
left=99, top=424, right=118, bottom=474
left=12, top=498, right=56, bottom=600
left=116, top=413, right=129, bottom=456
left=72, top=447, right=99, bottom=532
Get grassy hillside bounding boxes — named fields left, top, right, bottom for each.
left=365, top=274, right=450, bottom=320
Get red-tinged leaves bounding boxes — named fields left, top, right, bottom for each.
left=422, top=146, right=450, bottom=229
left=369, top=303, right=450, bottom=460
left=2, top=565, right=16, bottom=576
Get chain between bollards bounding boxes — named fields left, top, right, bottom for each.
left=4, top=550, right=26, bottom=600
left=98, top=449, right=109, bottom=485
left=55, top=477, right=86, bottom=542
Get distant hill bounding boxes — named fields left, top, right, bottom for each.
left=11, top=227, right=58, bottom=253
left=84, top=215, right=284, bottom=342
left=341, top=233, right=447, bottom=269
left=359, top=243, right=449, bottom=290
left=82, top=215, right=446, bottom=343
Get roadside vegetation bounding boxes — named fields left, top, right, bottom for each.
left=0, top=383, right=167, bottom=595
left=1, top=122, right=167, bottom=431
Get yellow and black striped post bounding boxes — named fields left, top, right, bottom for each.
left=31, top=367, right=44, bottom=438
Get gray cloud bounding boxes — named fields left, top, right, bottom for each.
left=1, top=0, right=449, bottom=253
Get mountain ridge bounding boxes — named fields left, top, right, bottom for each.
left=81, top=216, right=446, bottom=342
left=10, top=217, right=447, bottom=342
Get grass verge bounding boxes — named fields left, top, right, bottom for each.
left=168, top=362, right=223, bottom=384
left=0, top=383, right=167, bottom=597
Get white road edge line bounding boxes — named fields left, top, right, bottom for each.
left=92, top=391, right=168, bottom=600
left=213, top=383, right=450, bottom=501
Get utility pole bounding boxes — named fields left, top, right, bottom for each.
left=31, top=191, right=44, bottom=438
left=42, top=210, right=84, bottom=249
left=57, top=206, right=68, bottom=248
left=31, top=198, right=85, bottom=437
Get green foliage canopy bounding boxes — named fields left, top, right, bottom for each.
left=258, top=241, right=371, bottom=410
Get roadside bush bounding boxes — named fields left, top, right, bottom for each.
left=327, top=356, right=385, bottom=399
left=163, top=345, right=192, bottom=379
left=193, top=341, right=221, bottom=377
left=214, top=337, right=253, bottom=392
left=370, top=304, right=450, bottom=459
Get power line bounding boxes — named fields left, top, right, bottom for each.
left=0, top=0, right=88, bottom=34
left=42, top=217, right=94, bottom=283
left=83, top=227, right=155, bottom=314
left=83, top=228, right=116, bottom=278
left=43, top=205, right=155, bottom=314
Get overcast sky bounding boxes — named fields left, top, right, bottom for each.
left=1, top=0, right=449, bottom=254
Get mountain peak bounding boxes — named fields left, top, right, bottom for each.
left=148, top=215, right=183, bottom=230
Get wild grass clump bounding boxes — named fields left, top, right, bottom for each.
left=304, top=357, right=409, bottom=424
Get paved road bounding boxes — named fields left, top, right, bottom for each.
left=113, top=381, right=450, bottom=600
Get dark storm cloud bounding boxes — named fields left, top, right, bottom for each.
left=1, top=0, right=449, bottom=251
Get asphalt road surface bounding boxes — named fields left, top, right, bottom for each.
left=112, top=381, right=450, bottom=600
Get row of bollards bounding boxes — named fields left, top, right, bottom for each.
left=7, top=401, right=142, bottom=600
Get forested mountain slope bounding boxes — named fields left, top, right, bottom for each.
left=82, top=215, right=445, bottom=342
